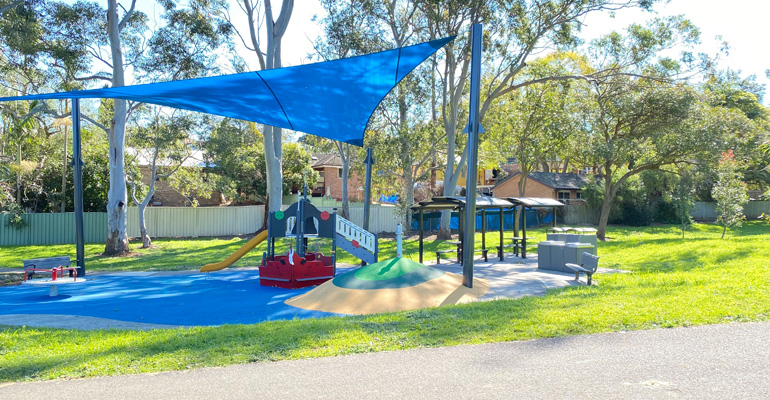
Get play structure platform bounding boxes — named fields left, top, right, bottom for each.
left=260, top=198, right=378, bottom=289
left=200, top=198, right=379, bottom=290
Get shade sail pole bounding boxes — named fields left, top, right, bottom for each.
left=462, top=24, right=483, bottom=288
left=72, top=98, right=85, bottom=277
left=363, top=148, right=374, bottom=231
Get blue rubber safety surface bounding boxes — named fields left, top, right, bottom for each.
left=0, top=269, right=350, bottom=327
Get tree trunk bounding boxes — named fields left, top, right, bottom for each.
left=104, top=0, right=130, bottom=256
left=437, top=43, right=469, bottom=240
left=596, top=194, right=613, bottom=241
left=721, top=224, right=727, bottom=239
left=259, top=0, right=292, bottom=214
left=263, top=125, right=283, bottom=213
left=138, top=199, right=151, bottom=248
left=596, top=172, right=621, bottom=241
left=340, top=147, right=350, bottom=220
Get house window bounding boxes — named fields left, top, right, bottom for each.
left=337, top=168, right=343, bottom=178
left=318, top=171, right=325, bottom=182
left=557, top=191, right=570, bottom=203
left=575, top=191, right=582, bottom=200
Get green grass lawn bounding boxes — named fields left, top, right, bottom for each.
left=0, top=228, right=541, bottom=271
left=1, top=222, right=769, bottom=382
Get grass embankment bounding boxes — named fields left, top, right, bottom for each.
left=1, top=222, right=769, bottom=382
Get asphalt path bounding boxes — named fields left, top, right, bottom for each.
left=2, top=321, right=768, bottom=399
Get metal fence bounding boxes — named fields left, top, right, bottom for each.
left=7, top=201, right=763, bottom=246
left=692, top=201, right=769, bottom=221
left=563, top=204, right=600, bottom=226
left=0, top=212, right=108, bottom=246
left=0, top=204, right=401, bottom=246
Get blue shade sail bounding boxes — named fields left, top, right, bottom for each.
left=0, top=36, right=455, bottom=146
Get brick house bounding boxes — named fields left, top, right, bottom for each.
left=131, top=148, right=223, bottom=207
left=492, top=172, right=592, bottom=203
left=310, top=153, right=364, bottom=202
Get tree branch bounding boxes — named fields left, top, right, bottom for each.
left=118, top=0, right=137, bottom=32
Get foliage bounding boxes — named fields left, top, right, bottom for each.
left=712, top=150, right=749, bottom=238
left=277, top=142, right=318, bottom=196
left=482, top=53, right=588, bottom=176
left=1, top=202, right=26, bottom=229
left=204, top=120, right=316, bottom=203
left=1, top=223, right=769, bottom=382
left=671, top=170, right=696, bottom=237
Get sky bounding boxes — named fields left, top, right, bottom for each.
left=84, top=0, right=770, bottom=105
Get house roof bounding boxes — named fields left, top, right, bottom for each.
left=494, top=172, right=591, bottom=191
left=311, top=153, right=342, bottom=168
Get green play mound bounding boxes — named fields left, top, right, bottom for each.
left=286, top=257, right=489, bottom=315
left=333, top=257, right=445, bottom=290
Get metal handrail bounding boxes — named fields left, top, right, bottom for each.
left=335, top=215, right=376, bottom=253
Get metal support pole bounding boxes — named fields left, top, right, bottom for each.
left=297, top=198, right=305, bottom=257
left=363, top=148, right=374, bottom=231
left=499, top=207, right=504, bottom=261
left=72, top=98, right=85, bottom=277
left=461, top=24, right=483, bottom=287
left=522, top=207, right=528, bottom=259
left=481, top=209, right=486, bottom=252
left=458, top=207, right=464, bottom=265
left=418, top=208, right=424, bottom=263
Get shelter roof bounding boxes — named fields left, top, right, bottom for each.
left=0, top=37, right=455, bottom=147
left=504, top=197, right=565, bottom=208
left=411, top=196, right=513, bottom=211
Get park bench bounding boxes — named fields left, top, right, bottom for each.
left=436, top=245, right=488, bottom=264
left=435, top=249, right=457, bottom=264
left=565, top=252, right=600, bottom=286
left=436, top=240, right=462, bottom=265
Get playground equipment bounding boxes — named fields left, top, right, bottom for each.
left=22, top=256, right=86, bottom=296
left=200, top=230, right=268, bottom=272
left=260, top=197, right=378, bottom=289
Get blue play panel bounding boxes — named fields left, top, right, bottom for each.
left=0, top=269, right=349, bottom=327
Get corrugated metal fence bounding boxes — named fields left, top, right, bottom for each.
left=692, top=201, right=769, bottom=221
left=0, top=205, right=400, bottom=246
left=563, top=204, right=600, bottom=225
left=0, top=212, right=108, bottom=246
left=7, top=201, right=763, bottom=246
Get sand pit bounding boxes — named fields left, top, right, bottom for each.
left=286, top=257, right=488, bottom=315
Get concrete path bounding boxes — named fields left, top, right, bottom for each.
left=2, top=321, right=767, bottom=399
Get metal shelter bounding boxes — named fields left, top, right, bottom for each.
left=503, top=197, right=565, bottom=258
left=411, top=196, right=513, bottom=265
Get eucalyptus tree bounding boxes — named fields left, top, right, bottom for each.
left=126, top=110, right=198, bottom=248
left=482, top=54, right=587, bottom=192
left=316, top=0, right=441, bottom=227
left=418, top=0, right=715, bottom=238
left=216, top=0, right=293, bottom=214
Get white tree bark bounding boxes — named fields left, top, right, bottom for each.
left=249, top=0, right=293, bottom=213
left=103, top=0, right=133, bottom=256
left=336, top=142, right=351, bottom=219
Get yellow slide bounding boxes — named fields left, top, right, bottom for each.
left=200, top=230, right=269, bottom=272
